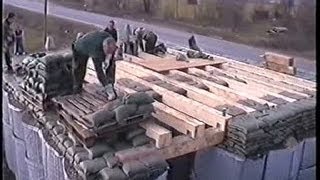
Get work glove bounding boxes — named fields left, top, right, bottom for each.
left=104, top=84, right=117, bottom=101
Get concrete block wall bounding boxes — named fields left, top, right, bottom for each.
left=194, top=137, right=316, bottom=180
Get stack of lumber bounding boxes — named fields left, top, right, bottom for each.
left=263, top=52, right=296, bottom=75
left=19, top=50, right=74, bottom=100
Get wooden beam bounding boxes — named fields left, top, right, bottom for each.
left=264, top=52, right=294, bottom=66
left=117, top=61, right=255, bottom=114
left=197, top=50, right=316, bottom=90
left=224, top=65, right=315, bottom=96
left=139, top=121, right=172, bottom=148
left=188, top=68, right=297, bottom=103
left=159, top=128, right=224, bottom=159
left=116, top=69, right=230, bottom=131
left=227, top=62, right=316, bottom=90
left=205, top=66, right=310, bottom=98
left=170, top=70, right=278, bottom=107
left=115, top=84, right=205, bottom=138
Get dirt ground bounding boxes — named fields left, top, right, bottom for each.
left=53, top=0, right=315, bottom=60
left=3, top=5, right=98, bottom=53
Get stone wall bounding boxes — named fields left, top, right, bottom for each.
left=195, top=138, right=316, bottom=180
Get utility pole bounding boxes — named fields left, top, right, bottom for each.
left=44, top=0, right=48, bottom=45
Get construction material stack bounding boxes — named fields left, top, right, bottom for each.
left=19, top=50, right=74, bottom=101
left=263, top=52, right=296, bottom=75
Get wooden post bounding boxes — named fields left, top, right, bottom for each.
left=44, top=0, right=48, bottom=46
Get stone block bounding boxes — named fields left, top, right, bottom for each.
left=300, top=138, right=316, bottom=170
left=297, top=166, right=316, bottom=180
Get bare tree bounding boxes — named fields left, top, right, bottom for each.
left=143, top=0, right=151, bottom=13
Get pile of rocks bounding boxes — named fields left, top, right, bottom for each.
left=219, top=98, right=316, bottom=158
left=19, top=50, right=74, bottom=100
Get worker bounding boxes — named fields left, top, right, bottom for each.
left=134, top=27, right=158, bottom=54
left=3, top=12, right=16, bottom=73
left=71, top=30, right=118, bottom=100
left=104, top=20, right=118, bottom=42
left=122, top=24, right=138, bottom=56
left=187, top=35, right=211, bottom=59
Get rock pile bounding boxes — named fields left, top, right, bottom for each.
left=19, top=50, right=74, bottom=100
left=219, top=98, right=316, bottom=158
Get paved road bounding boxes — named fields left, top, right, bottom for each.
left=4, top=0, right=316, bottom=81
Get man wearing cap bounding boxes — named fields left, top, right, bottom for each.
left=3, top=12, right=16, bottom=73
left=72, top=30, right=118, bottom=100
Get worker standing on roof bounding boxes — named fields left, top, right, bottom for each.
left=134, top=27, right=158, bottom=54
left=71, top=30, right=118, bottom=100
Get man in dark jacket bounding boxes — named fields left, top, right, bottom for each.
left=104, top=20, right=118, bottom=42
left=72, top=30, right=118, bottom=100
left=3, top=12, right=16, bottom=73
left=134, top=27, right=158, bottom=54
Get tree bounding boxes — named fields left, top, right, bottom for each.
left=143, top=0, right=151, bottom=13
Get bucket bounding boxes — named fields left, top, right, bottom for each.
left=25, top=153, right=45, bottom=180
left=13, top=134, right=29, bottom=180
left=9, top=97, right=26, bottom=139
left=22, top=112, right=43, bottom=164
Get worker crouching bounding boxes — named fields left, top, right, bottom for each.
left=72, top=30, right=118, bottom=100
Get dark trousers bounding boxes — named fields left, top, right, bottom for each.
left=72, top=48, right=115, bottom=91
left=4, top=49, right=13, bottom=70
left=15, top=38, right=24, bottom=54
left=145, top=34, right=158, bottom=54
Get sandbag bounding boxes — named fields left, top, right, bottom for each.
left=99, top=167, right=127, bottom=180
left=136, top=104, right=154, bottom=115
left=122, top=160, right=149, bottom=177
left=75, top=151, right=90, bottom=164
left=157, top=83, right=187, bottom=95
left=125, top=128, right=146, bottom=141
left=139, top=154, right=168, bottom=171
left=84, top=109, right=115, bottom=128
left=114, top=104, right=138, bottom=123
left=132, top=134, right=151, bottom=147
left=123, top=92, right=154, bottom=105
left=145, top=90, right=162, bottom=101
left=102, top=99, right=123, bottom=111
left=86, top=142, right=113, bottom=159
left=102, top=152, right=119, bottom=168
left=79, top=157, right=107, bottom=175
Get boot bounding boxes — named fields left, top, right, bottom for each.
left=104, top=84, right=117, bottom=101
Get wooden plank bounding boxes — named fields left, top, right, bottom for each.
left=116, top=84, right=205, bottom=138
left=197, top=50, right=316, bottom=90
left=227, top=63, right=315, bottom=90
left=139, top=121, right=172, bottom=148
left=116, top=69, right=230, bottom=131
left=159, top=128, right=224, bottom=159
left=58, top=109, right=97, bottom=147
left=127, top=53, right=224, bottom=72
left=205, top=66, right=310, bottom=98
left=170, top=70, right=278, bottom=108
left=117, top=61, right=255, bottom=114
left=74, top=94, right=97, bottom=111
left=188, top=68, right=296, bottom=103
left=66, top=96, right=91, bottom=114
left=266, top=62, right=296, bottom=75
left=224, top=65, right=316, bottom=96
left=264, top=52, right=294, bottom=66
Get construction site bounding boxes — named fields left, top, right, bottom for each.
left=2, top=1, right=316, bottom=180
